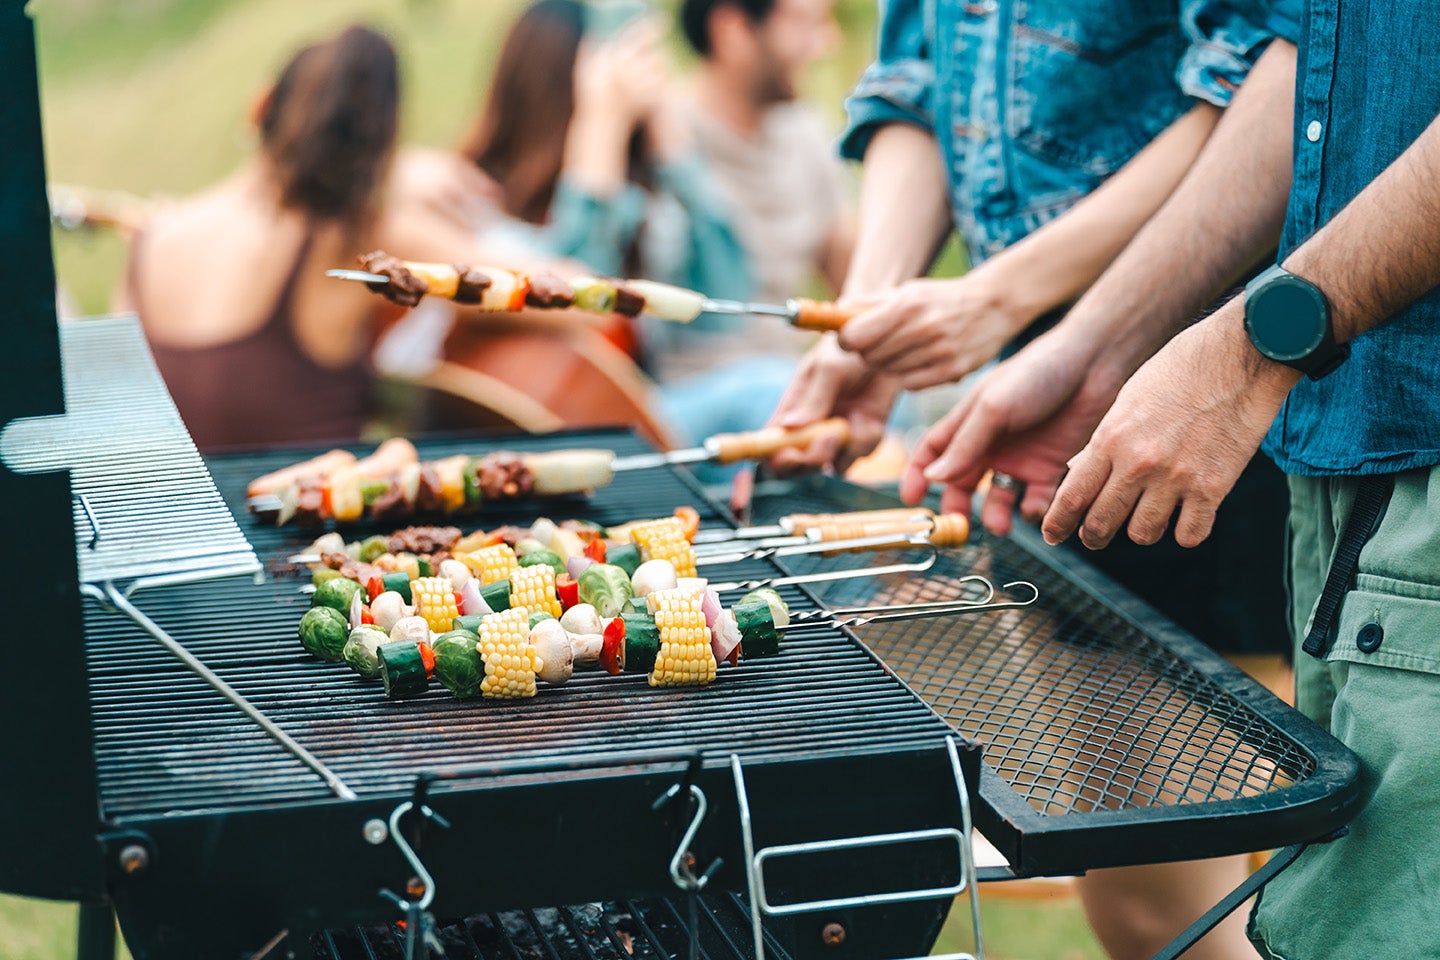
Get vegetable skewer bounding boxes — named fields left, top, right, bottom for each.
left=330, top=254, right=859, bottom=331
left=689, top=507, right=936, bottom=544
left=246, top=421, right=850, bottom=525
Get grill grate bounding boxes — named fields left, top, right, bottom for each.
left=86, top=433, right=958, bottom=819
left=309, top=895, right=783, bottom=960
left=0, top=316, right=258, bottom=585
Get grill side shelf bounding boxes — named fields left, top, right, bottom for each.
left=748, top=474, right=1362, bottom=877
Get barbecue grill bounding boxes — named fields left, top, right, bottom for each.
left=1, top=6, right=1364, bottom=959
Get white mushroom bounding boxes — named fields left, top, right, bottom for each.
left=531, top=619, right=575, bottom=685
left=632, top=559, right=678, bottom=597
left=389, top=616, right=429, bottom=645
left=560, top=603, right=603, bottom=636
left=570, top=632, right=603, bottom=669
left=371, top=591, right=410, bottom=633
left=439, top=559, right=471, bottom=589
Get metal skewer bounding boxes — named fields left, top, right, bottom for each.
left=247, top=420, right=850, bottom=515
left=781, top=580, right=1042, bottom=629
left=692, top=507, right=935, bottom=544
left=328, top=270, right=860, bottom=332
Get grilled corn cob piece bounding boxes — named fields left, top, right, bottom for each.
left=458, top=543, right=519, bottom=584
left=647, top=587, right=716, bottom=687
left=511, top=564, right=563, bottom=619
left=412, top=576, right=459, bottom=634
left=630, top=518, right=697, bottom=579
left=477, top=607, right=542, bottom=698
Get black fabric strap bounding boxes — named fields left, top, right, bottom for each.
left=1301, top=474, right=1395, bottom=659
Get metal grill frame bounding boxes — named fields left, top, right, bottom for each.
left=93, top=432, right=980, bottom=960
left=748, top=475, right=1362, bottom=879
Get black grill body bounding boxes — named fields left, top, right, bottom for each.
left=0, top=1, right=104, bottom=902
left=93, top=434, right=978, bottom=960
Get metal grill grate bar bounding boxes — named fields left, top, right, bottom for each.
left=0, top=316, right=258, bottom=584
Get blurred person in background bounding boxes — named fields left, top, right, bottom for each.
left=390, top=0, right=749, bottom=305
left=767, top=2, right=1298, bottom=958
left=639, top=0, right=859, bottom=458
left=117, top=25, right=400, bottom=450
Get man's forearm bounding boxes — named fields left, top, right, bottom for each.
left=988, top=103, right=1221, bottom=324
left=1055, top=41, right=1298, bottom=380
left=1284, top=111, right=1440, bottom=341
left=842, top=123, right=953, bottom=298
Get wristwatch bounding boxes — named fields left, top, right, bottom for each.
left=1243, top=264, right=1349, bottom=379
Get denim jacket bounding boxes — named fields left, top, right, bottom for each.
left=842, top=0, right=1286, bottom=266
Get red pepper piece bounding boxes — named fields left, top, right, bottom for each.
left=726, top=645, right=739, bottom=667
left=455, top=591, right=465, bottom=610
left=674, top=505, right=700, bottom=542
left=417, top=640, right=436, bottom=676
left=367, top=576, right=384, bottom=604
left=556, top=573, right=579, bottom=610
left=360, top=605, right=376, bottom=625
left=600, top=617, right=626, bottom=675
left=584, top=538, right=607, bottom=563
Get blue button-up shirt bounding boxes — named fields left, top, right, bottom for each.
left=1261, top=1, right=1440, bottom=476
left=841, top=0, right=1285, bottom=266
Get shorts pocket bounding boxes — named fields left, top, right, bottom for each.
left=1329, top=575, right=1440, bottom=678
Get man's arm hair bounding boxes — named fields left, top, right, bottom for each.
left=1286, top=110, right=1440, bottom=340
left=1051, top=40, right=1298, bottom=380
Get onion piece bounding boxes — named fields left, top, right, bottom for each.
left=711, top=608, right=741, bottom=662
left=567, top=555, right=597, bottom=581
left=349, top=589, right=365, bottom=631
left=459, top=578, right=492, bottom=617
left=676, top=577, right=709, bottom=594
left=700, top=588, right=723, bottom=633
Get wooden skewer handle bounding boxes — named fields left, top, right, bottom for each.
left=813, top=513, right=971, bottom=551
left=709, top=417, right=851, bottom=464
left=784, top=508, right=934, bottom=531
left=789, top=298, right=859, bottom=331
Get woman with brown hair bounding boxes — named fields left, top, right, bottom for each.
left=392, top=0, right=749, bottom=301
left=118, top=25, right=401, bottom=450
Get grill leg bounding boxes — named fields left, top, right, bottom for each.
left=77, top=900, right=116, bottom=960
left=1148, top=839, right=1319, bottom=960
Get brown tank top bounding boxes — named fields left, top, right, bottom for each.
left=134, top=231, right=372, bottom=451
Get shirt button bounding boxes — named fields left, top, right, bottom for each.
left=1306, top=120, right=1323, bottom=142
left=1357, top=622, right=1384, bottom=653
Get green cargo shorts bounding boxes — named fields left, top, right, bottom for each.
left=1249, top=466, right=1440, bottom=959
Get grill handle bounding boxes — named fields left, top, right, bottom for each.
left=732, top=737, right=984, bottom=960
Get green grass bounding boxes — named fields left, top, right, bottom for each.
left=0, top=896, right=131, bottom=960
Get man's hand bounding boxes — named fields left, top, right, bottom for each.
left=767, top=335, right=901, bottom=474
left=837, top=268, right=1033, bottom=391
left=1042, top=304, right=1300, bottom=549
left=900, top=330, right=1120, bottom=533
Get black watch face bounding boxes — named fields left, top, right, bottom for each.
left=1249, top=276, right=1327, bottom=362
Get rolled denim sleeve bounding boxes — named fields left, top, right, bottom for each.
left=838, top=0, right=934, bottom=161
left=1175, top=1, right=1299, bottom=108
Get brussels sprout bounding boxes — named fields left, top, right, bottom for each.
left=513, top=537, right=546, bottom=556
left=578, top=563, right=634, bottom=618
left=739, top=587, right=790, bottom=627
left=358, top=535, right=391, bottom=563
left=311, top=568, right=344, bottom=589
left=518, top=549, right=565, bottom=578
left=342, top=625, right=391, bottom=678
left=299, top=606, right=350, bottom=661
left=312, top=577, right=363, bottom=616
left=432, top=629, right=484, bottom=698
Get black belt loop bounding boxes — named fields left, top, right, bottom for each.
left=1301, top=474, right=1395, bottom=659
